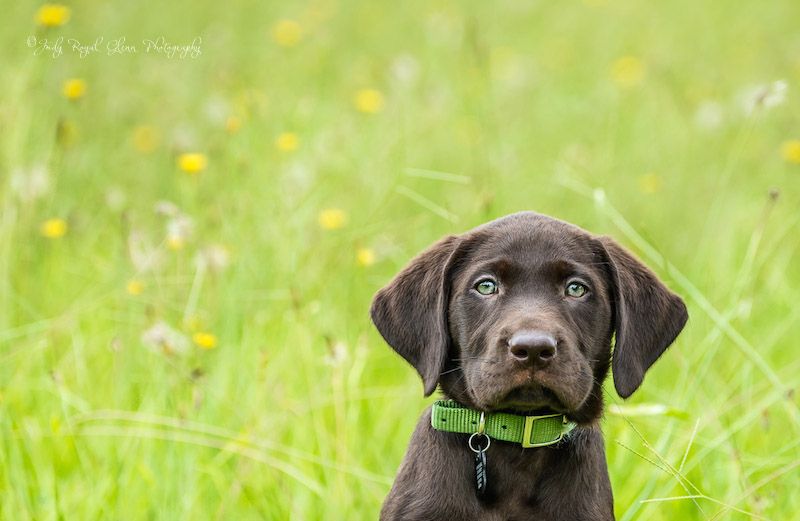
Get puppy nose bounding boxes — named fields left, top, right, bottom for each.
left=508, top=330, right=557, bottom=363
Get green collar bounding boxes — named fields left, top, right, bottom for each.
left=431, top=400, right=577, bottom=448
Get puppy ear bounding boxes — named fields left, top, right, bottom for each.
left=600, top=237, right=688, bottom=398
left=370, top=235, right=460, bottom=396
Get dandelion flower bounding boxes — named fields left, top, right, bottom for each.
left=272, top=19, right=303, bottom=47
left=166, top=214, right=194, bottom=250
left=142, top=321, right=190, bottom=355
left=390, top=54, right=421, bottom=86
left=128, top=230, right=163, bottom=272
left=36, top=4, right=70, bottom=27
left=694, top=101, right=724, bottom=130
left=356, top=247, right=376, bottom=267
left=638, top=173, right=663, bottom=194
left=324, top=340, right=348, bottom=366
left=193, top=332, right=218, bottom=350
left=275, top=132, right=299, bottom=152
left=154, top=200, right=180, bottom=217
left=354, top=89, right=385, bottom=114
left=318, top=208, right=347, bottom=230
left=740, top=80, right=787, bottom=115
left=40, top=218, right=68, bottom=238
left=62, top=78, right=86, bottom=100
left=781, top=140, right=800, bottom=164
left=126, top=279, right=144, bottom=295
left=132, top=125, right=160, bottom=153
left=177, top=153, right=207, bottom=174
left=611, top=56, right=645, bottom=88
left=10, top=165, right=50, bottom=202
left=195, top=244, right=231, bottom=273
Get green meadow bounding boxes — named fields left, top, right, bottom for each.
left=1, top=0, right=799, bottom=518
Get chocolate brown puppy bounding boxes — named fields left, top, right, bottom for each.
left=370, top=212, right=688, bottom=520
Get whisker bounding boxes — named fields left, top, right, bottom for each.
left=450, top=357, right=500, bottom=364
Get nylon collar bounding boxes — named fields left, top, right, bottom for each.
left=431, top=400, right=576, bottom=448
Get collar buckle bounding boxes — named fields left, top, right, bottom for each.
left=521, top=413, right=566, bottom=448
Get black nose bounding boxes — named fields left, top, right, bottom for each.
left=508, top=330, right=557, bottom=363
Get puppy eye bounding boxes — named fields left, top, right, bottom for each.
left=474, top=278, right=498, bottom=295
left=565, top=281, right=588, bottom=298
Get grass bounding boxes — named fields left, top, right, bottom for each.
left=1, top=0, right=799, bottom=518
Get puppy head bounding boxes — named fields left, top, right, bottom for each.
left=370, top=212, right=687, bottom=420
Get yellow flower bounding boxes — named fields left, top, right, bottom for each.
left=126, top=280, right=144, bottom=295
left=272, top=19, right=303, bottom=47
left=167, top=237, right=184, bottom=251
left=193, top=332, right=218, bottom=350
left=611, top=56, right=645, bottom=88
left=275, top=132, right=299, bottom=152
left=225, top=116, right=242, bottom=134
left=638, top=172, right=663, bottom=194
left=40, top=218, right=68, bottom=238
left=354, top=89, right=385, bottom=114
left=356, top=248, right=376, bottom=267
left=36, top=4, right=70, bottom=27
left=780, top=140, right=800, bottom=164
left=177, top=153, right=208, bottom=174
left=318, top=208, right=347, bottom=230
left=63, top=78, right=86, bottom=100
left=132, top=125, right=159, bottom=153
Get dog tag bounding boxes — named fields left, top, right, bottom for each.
left=468, top=424, right=490, bottom=498
left=474, top=448, right=487, bottom=496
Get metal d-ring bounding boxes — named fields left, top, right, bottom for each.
left=468, top=432, right=491, bottom=453
left=468, top=412, right=490, bottom=453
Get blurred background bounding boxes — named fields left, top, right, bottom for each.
left=1, top=0, right=799, bottom=519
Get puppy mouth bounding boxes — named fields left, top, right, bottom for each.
left=495, top=384, right=566, bottom=414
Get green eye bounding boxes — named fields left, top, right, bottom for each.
left=566, top=281, right=588, bottom=298
left=475, top=279, right=498, bottom=295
